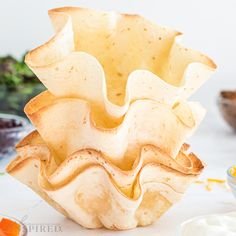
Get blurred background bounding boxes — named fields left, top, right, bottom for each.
left=1, top=0, right=236, bottom=160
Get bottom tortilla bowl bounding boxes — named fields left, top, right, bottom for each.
left=7, top=131, right=204, bottom=230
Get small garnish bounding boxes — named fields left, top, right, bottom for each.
left=205, top=184, right=212, bottom=191
left=195, top=178, right=228, bottom=192
left=207, top=178, right=226, bottom=183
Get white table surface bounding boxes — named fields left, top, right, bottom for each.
left=1, top=116, right=236, bottom=236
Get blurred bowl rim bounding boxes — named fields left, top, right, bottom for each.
left=0, top=213, right=27, bottom=236
left=218, top=90, right=236, bottom=104
left=218, top=96, right=236, bottom=105
left=0, top=113, right=28, bottom=132
left=227, top=166, right=236, bottom=179
left=227, top=166, right=236, bottom=196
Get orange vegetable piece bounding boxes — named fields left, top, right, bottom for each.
left=0, top=228, right=6, bottom=236
left=0, top=218, right=20, bottom=236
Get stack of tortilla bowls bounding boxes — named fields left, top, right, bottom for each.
left=7, top=7, right=216, bottom=230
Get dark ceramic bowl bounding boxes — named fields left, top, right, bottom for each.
left=0, top=214, right=27, bottom=235
left=218, top=90, right=236, bottom=130
left=0, top=113, right=29, bottom=157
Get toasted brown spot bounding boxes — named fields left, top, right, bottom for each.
left=122, top=13, right=139, bottom=18
left=69, top=66, right=74, bottom=73
left=117, top=72, right=123, bottom=77
left=181, top=143, right=190, bottom=151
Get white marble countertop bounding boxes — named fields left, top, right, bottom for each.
left=1, top=112, right=236, bottom=235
